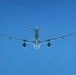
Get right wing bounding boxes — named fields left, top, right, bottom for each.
left=41, top=32, right=76, bottom=43
left=0, top=34, right=32, bottom=43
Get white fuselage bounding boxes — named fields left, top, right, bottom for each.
left=33, top=28, right=41, bottom=49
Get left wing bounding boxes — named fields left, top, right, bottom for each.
left=0, top=34, right=32, bottom=43
left=41, top=32, right=76, bottom=43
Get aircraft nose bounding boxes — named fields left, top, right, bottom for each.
left=34, top=47, right=39, bottom=50
left=34, top=45, right=40, bottom=50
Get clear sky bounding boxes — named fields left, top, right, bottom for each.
left=0, top=0, right=76, bottom=75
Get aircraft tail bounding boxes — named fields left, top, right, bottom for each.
left=25, top=27, right=48, bottom=31
left=39, top=28, right=48, bottom=31
left=25, top=28, right=34, bottom=31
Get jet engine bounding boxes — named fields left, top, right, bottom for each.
left=47, top=43, right=51, bottom=47
left=23, top=43, right=26, bottom=47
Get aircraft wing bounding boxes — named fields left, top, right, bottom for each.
left=41, top=32, right=76, bottom=43
left=0, top=34, right=32, bottom=43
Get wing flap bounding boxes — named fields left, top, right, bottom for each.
left=41, top=32, right=76, bottom=43
left=0, top=34, right=32, bottom=43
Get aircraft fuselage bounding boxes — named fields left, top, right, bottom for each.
left=33, top=28, right=40, bottom=49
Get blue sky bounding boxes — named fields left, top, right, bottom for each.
left=0, top=0, right=76, bottom=75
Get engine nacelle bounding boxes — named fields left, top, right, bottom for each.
left=47, top=43, right=51, bottom=47
left=23, top=43, right=26, bottom=47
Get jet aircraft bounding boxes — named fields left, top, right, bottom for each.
left=0, top=27, right=76, bottom=49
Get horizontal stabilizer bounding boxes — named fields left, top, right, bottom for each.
left=25, top=28, right=34, bottom=31
left=39, top=28, right=48, bottom=31
left=25, top=27, right=48, bottom=31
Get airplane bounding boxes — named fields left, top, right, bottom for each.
left=0, top=27, right=76, bottom=50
